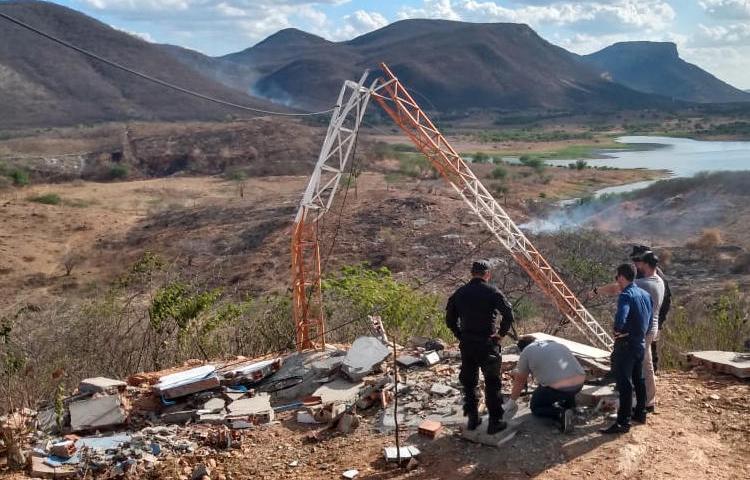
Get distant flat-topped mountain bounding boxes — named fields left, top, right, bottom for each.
left=0, top=1, right=282, bottom=129
left=171, top=20, right=673, bottom=113
left=581, top=42, right=750, bottom=104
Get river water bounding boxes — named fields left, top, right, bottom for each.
left=547, top=135, right=750, bottom=198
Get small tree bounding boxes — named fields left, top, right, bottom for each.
left=62, top=252, right=83, bottom=276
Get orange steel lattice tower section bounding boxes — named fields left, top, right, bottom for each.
left=371, top=63, right=614, bottom=350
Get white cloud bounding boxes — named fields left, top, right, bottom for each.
left=112, top=25, right=155, bottom=42
left=696, top=22, right=750, bottom=46
left=398, top=1, right=676, bottom=32
left=682, top=45, right=750, bottom=88
left=699, top=0, right=750, bottom=19
left=331, top=10, right=388, bottom=39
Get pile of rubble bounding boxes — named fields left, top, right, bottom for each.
left=2, top=327, right=636, bottom=479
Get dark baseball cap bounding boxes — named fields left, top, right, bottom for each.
left=630, top=245, right=651, bottom=260
left=471, top=260, right=490, bottom=274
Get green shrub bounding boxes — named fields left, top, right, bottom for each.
left=108, top=164, right=129, bottom=180
left=28, top=193, right=61, bottom=205
left=473, top=152, right=490, bottom=163
left=323, top=264, right=450, bottom=340
left=9, top=169, right=29, bottom=186
left=519, top=155, right=546, bottom=174
left=491, top=166, right=508, bottom=179
left=575, top=159, right=588, bottom=170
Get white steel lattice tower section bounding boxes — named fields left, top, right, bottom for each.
left=291, top=72, right=374, bottom=350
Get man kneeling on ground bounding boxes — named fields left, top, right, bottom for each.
left=507, top=335, right=586, bottom=433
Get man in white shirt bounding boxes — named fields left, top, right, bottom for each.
left=632, top=251, right=664, bottom=413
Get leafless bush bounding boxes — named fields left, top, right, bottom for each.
left=61, top=252, right=83, bottom=276
left=687, top=228, right=723, bottom=251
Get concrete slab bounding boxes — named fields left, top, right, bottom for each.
left=272, top=348, right=342, bottom=400
left=461, top=407, right=531, bottom=447
left=202, top=397, right=226, bottom=412
left=576, top=385, right=618, bottom=407
left=527, top=332, right=611, bottom=360
left=342, top=337, right=390, bottom=381
left=422, top=351, right=441, bottom=366
left=384, top=445, right=421, bottom=462
left=78, top=377, right=127, bottom=394
left=69, top=395, right=127, bottom=432
left=396, top=355, right=422, bottom=368
left=430, top=384, right=455, bottom=396
left=226, top=393, right=273, bottom=422
left=312, top=379, right=363, bottom=406
left=686, top=351, right=750, bottom=378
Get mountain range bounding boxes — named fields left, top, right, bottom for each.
left=0, top=1, right=282, bottom=130
left=1, top=1, right=748, bottom=130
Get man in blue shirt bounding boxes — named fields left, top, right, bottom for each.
left=601, top=263, right=652, bottom=434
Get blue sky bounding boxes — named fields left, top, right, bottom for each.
left=52, top=1, right=750, bottom=89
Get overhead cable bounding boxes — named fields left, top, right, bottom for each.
left=0, top=11, right=338, bottom=117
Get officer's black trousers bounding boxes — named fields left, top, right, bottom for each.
left=459, top=340, right=504, bottom=420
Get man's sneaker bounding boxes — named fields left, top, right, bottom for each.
left=487, top=419, right=507, bottom=435
left=600, top=422, right=630, bottom=434
left=466, top=413, right=482, bottom=431
left=560, top=408, right=574, bottom=434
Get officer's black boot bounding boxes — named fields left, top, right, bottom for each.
left=466, top=411, right=482, bottom=431
left=487, top=417, right=507, bottom=434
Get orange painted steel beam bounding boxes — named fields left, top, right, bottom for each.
left=371, top=63, right=613, bottom=350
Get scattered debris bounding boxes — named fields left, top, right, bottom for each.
left=78, top=377, right=127, bottom=395
left=384, top=445, right=421, bottom=462
left=342, top=468, right=359, bottom=478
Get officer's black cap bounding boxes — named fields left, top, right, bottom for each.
left=471, top=260, right=490, bottom=275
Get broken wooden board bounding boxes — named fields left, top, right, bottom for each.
left=527, top=332, right=611, bottom=360
left=685, top=351, right=750, bottom=379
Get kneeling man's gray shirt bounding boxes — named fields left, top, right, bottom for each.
left=516, top=340, right=584, bottom=387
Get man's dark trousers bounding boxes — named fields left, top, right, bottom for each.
left=459, top=340, right=504, bottom=419
left=612, top=340, right=646, bottom=426
left=530, top=385, right=582, bottom=419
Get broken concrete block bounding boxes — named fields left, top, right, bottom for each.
left=78, top=377, right=127, bottom=394
left=197, top=412, right=226, bottom=424
left=202, top=397, right=226, bottom=412
left=422, top=351, right=441, bottom=366
left=576, top=385, right=618, bottom=407
left=159, top=409, right=197, bottom=424
left=418, top=419, right=443, bottom=438
left=311, top=356, right=344, bottom=375
left=342, top=336, right=390, bottom=381
left=430, top=384, right=454, bottom=396
left=461, top=407, right=531, bottom=447
left=223, top=358, right=282, bottom=383
left=396, top=355, right=421, bottom=368
left=384, top=445, right=421, bottom=462
left=226, top=393, right=274, bottom=423
left=686, top=351, right=750, bottom=378
left=377, top=411, right=405, bottom=433
left=30, top=456, right=76, bottom=479
left=312, top=379, right=363, bottom=407
left=296, top=411, right=320, bottom=424
left=342, top=469, right=359, bottom=479
left=69, top=395, right=127, bottom=432
left=336, top=413, right=360, bottom=433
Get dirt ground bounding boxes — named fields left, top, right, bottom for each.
left=0, top=161, right=658, bottom=309
left=133, top=369, right=748, bottom=480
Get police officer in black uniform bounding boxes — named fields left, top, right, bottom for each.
left=446, top=260, right=515, bottom=434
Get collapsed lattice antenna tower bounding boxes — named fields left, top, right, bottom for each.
left=291, top=65, right=614, bottom=352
